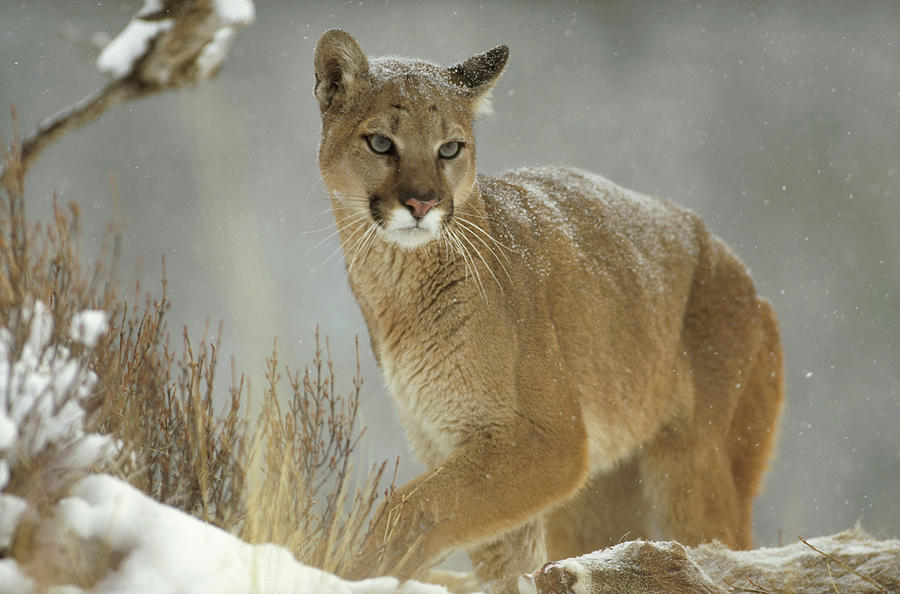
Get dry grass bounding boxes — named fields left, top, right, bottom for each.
left=242, top=332, right=398, bottom=575
left=1, top=117, right=398, bottom=587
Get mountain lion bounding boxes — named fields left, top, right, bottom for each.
left=313, top=29, right=784, bottom=592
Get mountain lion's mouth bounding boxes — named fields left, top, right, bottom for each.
left=380, top=206, right=444, bottom=248
left=382, top=225, right=438, bottom=249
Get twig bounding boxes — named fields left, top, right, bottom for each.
left=746, top=576, right=773, bottom=593
left=2, top=0, right=254, bottom=187
left=826, top=559, right=840, bottom=594
left=1, top=79, right=151, bottom=187
left=798, top=536, right=887, bottom=593
left=722, top=577, right=771, bottom=594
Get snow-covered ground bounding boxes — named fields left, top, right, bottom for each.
left=0, top=302, right=448, bottom=594
left=48, top=474, right=447, bottom=594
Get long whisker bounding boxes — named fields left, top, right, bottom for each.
left=358, top=224, right=381, bottom=272
left=304, top=210, right=371, bottom=255
left=330, top=190, right=372, bottom=204
left=453, top=217, right=513, bottom=282
left=446, top=227, right=486, bottom=300
left=313, top=218, right=370, bottom=274
left=304, top=209, right=369, bottom=236
left=326, top=209, right=372, bottom=236
left=454, top=224, right=501, bottom=290
left=441, top=230, right=463, bottom=275
left=453, top=213, right=520, bottom=256
left=444, top=231, right=473, bottom=291
left=297, top=171, right=332, bottom=220
left=347, top=225, right=378, bottom=275
left=312, top=240, right=350, bottom=275
left=306, top=205, right=346, bottom=220
left=442, top=234, right=468, bottom=284
left=452, top=204, right=498, bottom=223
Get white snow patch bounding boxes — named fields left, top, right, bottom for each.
left=0, top=494, right=27, bottom=549
left=136, top=0, right=164, bottom=18
left=0, top=559, right=34, bottom=593
left=51, top=473, right=449, bottom=594
left=195, top=0, right=255, bottom=78
left=96, top=16, right=173, bottom=79
left=0, top=303, right=110, bottom=461
left=214, top=0, right=255, bottom=25
left=70, top=310, right=109, bottom=347
left=195, top=27, right=237, bottom=79
left=0, top=414, right=16, bottom=451
left=23, top=300, right=52, bottom=356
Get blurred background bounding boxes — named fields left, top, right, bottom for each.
left=1, top=0, right=897, bottom=549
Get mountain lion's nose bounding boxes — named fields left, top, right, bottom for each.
left=403, top=197, right=438, bottom=219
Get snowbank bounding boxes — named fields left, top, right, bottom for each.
left=51, top=473, right=448, bottom=594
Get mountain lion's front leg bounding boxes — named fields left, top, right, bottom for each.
left=355, top=418, right=589, bottom=582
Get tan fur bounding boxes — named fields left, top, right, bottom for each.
left=313, top=30, right=784, bottom=591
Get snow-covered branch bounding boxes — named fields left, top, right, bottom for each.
left=96, top=0, right=254, bottom=84
left=1, top=0, right=254, bottom=186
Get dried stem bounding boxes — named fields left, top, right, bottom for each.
left=798, top=536, right=888, bottom=593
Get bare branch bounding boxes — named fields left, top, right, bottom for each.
left=4, top=79, right=149, bottom=188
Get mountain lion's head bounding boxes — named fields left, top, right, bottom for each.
left=314, top=30, right=508, bottom=249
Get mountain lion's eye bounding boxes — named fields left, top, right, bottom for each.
left=367, top=134, right=393, bottom=154
left=438, top=141, right=462, bottom=159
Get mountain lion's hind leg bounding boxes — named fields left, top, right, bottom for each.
left=728, top=297, right=784, bottom=544
left=468, top=519, right=547, bottom=593
left=640, top=428, right=744, bottom=548
left=638, top=232, right=781, bottom=549
left=543, top=456, right=648, bottom=561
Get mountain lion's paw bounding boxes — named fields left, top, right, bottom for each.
left=520, top=561, right=578, bottom=594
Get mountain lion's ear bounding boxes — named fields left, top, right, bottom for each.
left=448, top=44, right=509, bottom=117
left=314, top=29, right=369, bottom=113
